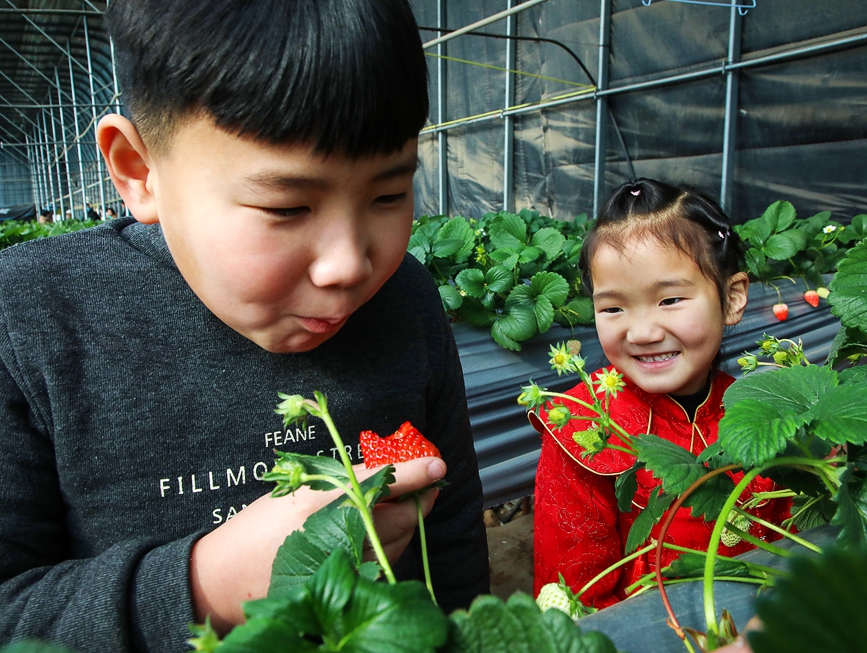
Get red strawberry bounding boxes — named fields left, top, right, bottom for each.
left=360, top=422, right=441, bottom=468
left=772, top=303, right=789, bottom=321
left=803, top=290, right=820, bottom=308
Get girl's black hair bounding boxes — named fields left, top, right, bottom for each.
left=578, top=178, right=745, bottom=309
left=106, top=0, right=429, bottom=157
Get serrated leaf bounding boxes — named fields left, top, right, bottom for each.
left=518, top=246, right=543, bottom=264
left=830, top=466, right=867, bottom=550
left=683, top=472, right=735, bottom=521
left=533, top=296, right=555, bottom=332
left=625, top=488, right=675, bottom=554
left=530, top=271, right=570, bottom=306
left=263, top=451, right=349, bottom=493
left=489, top=247, right=520, bottom=270
left=789, top=493, right=835, bottom=532
left=432, top=238, right=467, bottom=259
left=456, top=297, right=497, bottom=328
left=489, top=212, right=528, bottom=250
left=456, top=268, right=487, bottom=298
left=723, top=365, right=838, bottom=416
left=485, top=266, right=514, bottom=294
left=437, top=217, right=475, bottom=263
left=614, top=463, right=641, bottom=513
left=750, top=548, right=867, bottom=653
left=439, top=285, right=463, bottom=311
left=218, top=616, right=314, bottom=653
left=803, top=382, right=867, bottom=445
left=660, top=552, right=755, bottom=580
left=717, top=400, right=797, bottom=468
left=763, top=200, right=797, bottom=233
left=763, top=231, right=806, bottom=260
left=408, top=246, right=427, bottom=265
left=554, top=296, right=595, bottom=327
left=530, top=227, right=566, bottom=260
left=839, top=365, right=867, bottom=385
left=829, top=238, right=867, bottom=331
left=492, top=304, right=537, bottom=350
left=634, top=434, right=706, bottom=496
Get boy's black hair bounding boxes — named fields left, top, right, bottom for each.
left=106, top=0, right=429, bottom=157
left=578, top=177, right=745, bottom=310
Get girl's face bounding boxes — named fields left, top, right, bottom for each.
left=590, top=237, right=748, bottom=397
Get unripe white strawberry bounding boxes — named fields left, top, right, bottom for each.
left=536, top=582, right=573, bottom=617
left=720, top=514, right=751, bottom=548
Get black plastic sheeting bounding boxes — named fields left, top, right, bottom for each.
left=411, top=0, right=867, bottom=225
left=459, top=279, right=841, bottom=508
left=0, top=204, right=36, bottom=222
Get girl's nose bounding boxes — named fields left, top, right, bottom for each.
left=626, top=318, right=665, bottom=345
left=308, top=219, right=373, bottom=289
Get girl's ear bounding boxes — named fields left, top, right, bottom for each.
left=724, top=271, right=750, bottom=326
left=96, top=114, right=160, bottom=224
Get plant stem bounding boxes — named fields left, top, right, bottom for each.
left=318, top=406, right=397, bottom=584
left=732, top=506, right=822, bottom=554
left=414, top=494, right=437, bottom=605
left=576, top=542, right=656, bottom=600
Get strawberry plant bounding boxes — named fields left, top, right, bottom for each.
left=0, top=219, right=100, bottom=250
left=521, top=236, right=867, bottom=652
left=408, top=209, right=594, bottom=351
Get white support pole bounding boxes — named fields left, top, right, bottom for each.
left=436, top=0, right=448, bottom=216
left=503, top=0, right=516, bottom=213
left=68, top=41, right=88, bottom=220
left=84, top=16, right=107, bottom=218
left=55, top=69, right=72, bottom=220
left=720, top=0, right=742, bottom=211
left=593, top=0, right=612, bottom=217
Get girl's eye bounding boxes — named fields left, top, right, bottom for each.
left=660, top=297, right=683, bottom=306
left=375, top=192, right=407, bottom=205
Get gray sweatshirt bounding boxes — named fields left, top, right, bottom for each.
left=0, top=218, right=489, bottom=652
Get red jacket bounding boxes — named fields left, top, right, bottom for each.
left=531, top=368, right=790, bottom=608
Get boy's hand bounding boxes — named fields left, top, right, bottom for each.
left=189, top=456, right=446, bottom=634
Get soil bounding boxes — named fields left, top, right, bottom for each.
left=484, top=497, right=534, bottom=600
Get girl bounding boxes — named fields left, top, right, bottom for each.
left=531, top=178, right=790, bottom=608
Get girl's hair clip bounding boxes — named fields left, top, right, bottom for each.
left=630, top=189, right=641, bottom=196
left=718, top=229, right=730, bottom=240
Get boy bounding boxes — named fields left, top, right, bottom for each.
left=0, top=1, right=489, bottom=651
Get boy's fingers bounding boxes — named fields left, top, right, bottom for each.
left=354, top=456, right=446, bottom=496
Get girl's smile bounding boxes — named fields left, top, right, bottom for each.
left=591, top=237, right=746, bottom=397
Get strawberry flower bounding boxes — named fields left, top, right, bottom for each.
left=593, top=368, right=625, bottom=399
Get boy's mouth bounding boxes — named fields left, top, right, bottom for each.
left=299, top=315, right=347, bottom=334
left=634, top=352, right=679, bottom=363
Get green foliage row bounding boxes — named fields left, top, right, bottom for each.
left=0, top=220, right=101, bottom=251
left=409, top=209, right=594, bottom=351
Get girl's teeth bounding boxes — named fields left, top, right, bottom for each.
left=637, top=353, right=677, bottom=362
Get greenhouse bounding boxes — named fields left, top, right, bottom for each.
left=0, top=1, right=865, bottom=653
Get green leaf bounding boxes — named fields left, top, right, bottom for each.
left=633, top=435, right=707, bottom=496
left=489, top=247, right=520, bottom=270
left=763, top=200, right=797, bottom=233
left=723, top=365, right=838, bottom=417
left=554, top=296, right=595, bottom=327
left=763, top=231, right=807, bottom=260
left=717, top=399, right=798, bottom=468
left=683, top=472, right=735, bottom=521
left=455, top=297, right=497, bottom=328
left=839, top=365, right=867, bottom=385
left=491, top=304, right=537, bottom=351
left=217, top=617, right=315, bottom=653
left=829, top=238, right=867, bottom=332
left=614, top=463, right=641, bottom=513
left=437, top=217, right=475, bottom=263
left=485, top=266, right=515, bottom=294
left=625, top=488, right=675, bottom=554
left=533, top=296, right=555, bottom=333
left=830, top=466, right=867, bottom=550
left=803, top=382, right=867, bottom=445
left=262, top=451, right=349, bottom=493
left=0, top=644, right=78, bottom=653
left=269, top=470, right=392, bottom=596
left=432, top=238, right=468, bottom=259
left=660, top=552, right=756, bottom=580
left=518, top=246, right=543, bottom=264
left=530, top=271, right=570, bottom=306
left=408, top=246, right=427, bottom=265
left=530, top=227, right=566, bottom=261
left=439, top=285, right=463, bottom=311
left=489, top=212, right=528, bottom=250
left=456, top=268, right=486, bottom=298
left=750, top=548, right=867, bottom=653
left=789, top=493, right=835, bottom=532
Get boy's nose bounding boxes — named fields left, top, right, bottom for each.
left=308, top=223, right=373, bottom=289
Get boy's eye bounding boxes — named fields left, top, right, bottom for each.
left=265, top=206, right=309, bottom=219
left=375, top=192, right=407, bottom=205
left=599, top=307, right=622, bottom=314
left=660, top=297, right=683, bottom=306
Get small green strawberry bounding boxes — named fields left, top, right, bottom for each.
left=536, top=582, right=573, bottom=617
left=816, top=287, right=830, bottom=299
left=720, top=513, right=751, bottom=548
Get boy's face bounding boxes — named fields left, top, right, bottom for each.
left=146, top=117, right=418, bottom=353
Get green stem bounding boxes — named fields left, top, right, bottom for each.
left=732, top=506, right=822, bottom=554
left=575, top=542, right=657, bottom=600
left=414, top=495, right=437, bottom=605
left=319, top=406, right=397, bottom=584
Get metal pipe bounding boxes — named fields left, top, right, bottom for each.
left=720, top=0, right=742, bottom=210
left=436, top=0, right=448, bottom=215
left=503, top=0, right=516, bottom=213
left=3, top=0, right=91, bottom=76
left=593, top=0, right=612, bottom=216
left=421, top=29, right=867, bottom=136
left=26, top=134, right=40, bottom=209
left=68, top=41, right=88, bottom=220
left=85, top=16, right=107, bottom=218
left=423, top=0, right=548, bottom=50
left=0, top=8, right=102, bottom=14
left=41, top=112, right=56, bottom=216
left=37, top=114, right=52, bottom=213
left=56, top=69, right=72, bottom=219
left=0, top=37, right=74, bottom=102
left=108, top=0, right=122, bottom=115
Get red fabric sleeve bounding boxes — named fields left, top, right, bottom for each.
left=533, top=431, right=627, bottom=608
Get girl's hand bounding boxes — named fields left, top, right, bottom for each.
left=189, top=456, right=446, bottom=634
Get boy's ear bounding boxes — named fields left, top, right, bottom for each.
left=724, top=271, right=750, bottom=326
left=96, top=114, right=160, bottom=224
